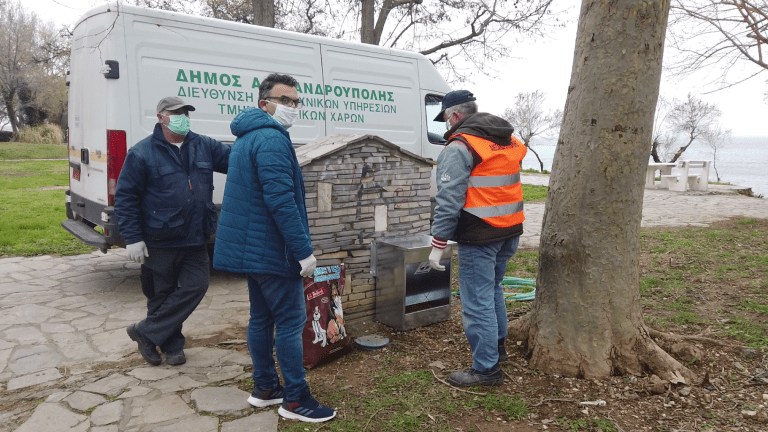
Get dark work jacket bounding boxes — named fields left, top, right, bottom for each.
left=115, top=123, right=231, bottom=248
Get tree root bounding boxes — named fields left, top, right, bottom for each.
left=507, top=312, right=530, bottom=341
left=508, top=313, right=716, bottom=384
left=647, top=328, right=750, bottom=350
left=634, top=327, right=696, bottom=384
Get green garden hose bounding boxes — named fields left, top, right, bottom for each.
left=502, top=277, right=536, bottom=302
left=451, top=277, right=536, bottom=302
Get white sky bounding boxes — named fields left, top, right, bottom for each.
left=29, top=0, right=768, bottom=137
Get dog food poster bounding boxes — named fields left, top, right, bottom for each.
left=302, top=264, right=351, bottom=368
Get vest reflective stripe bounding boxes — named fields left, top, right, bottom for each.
left=464, top=201, right=524, bottom=220
left=467, top=172, right=521, bottom=188
left=453, top=133, right=526, bottom=228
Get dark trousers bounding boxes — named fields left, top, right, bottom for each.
left=137, top=245, right=209, bottom=353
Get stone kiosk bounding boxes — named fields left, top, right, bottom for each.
left=297, top=134, right=435, bottom=322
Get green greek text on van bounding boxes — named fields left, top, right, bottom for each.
left=179, top=85, right=396, bottom=116
left=175, top=69, right=395, bottom=102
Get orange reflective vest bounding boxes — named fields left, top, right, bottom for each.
left=452, top=133, right=527, bottom=228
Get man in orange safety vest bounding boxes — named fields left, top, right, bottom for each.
left=429, top=90, right=527, bottom=387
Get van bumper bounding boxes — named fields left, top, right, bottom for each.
left=63, top=190, right=124, bottom=253
left=62, top=219, right=111, bottom=253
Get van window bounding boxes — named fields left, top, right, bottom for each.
left=425, top=94, right=447, bottom=145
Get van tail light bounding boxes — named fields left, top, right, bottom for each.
left=107, top=130, right=127, bottom=206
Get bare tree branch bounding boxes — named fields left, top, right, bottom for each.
left=501, top=90, right=562, bottom=172
left=669, top=0, right=767, bottom=88
left=667, top=93, right=722, bottom=163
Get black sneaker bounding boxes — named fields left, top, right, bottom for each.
left=126, top=323, right=161, bottom=366
left=165, top=350, right=186, bottom=366
left=278, top=394, right=336, bottom=423
left=446, top=364, right=503, bottom=387
left=247, top=384, right=285, bottom=408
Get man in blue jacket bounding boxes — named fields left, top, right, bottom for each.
left=214, top=73, right=336, bottom=423
left=115, top=96, right=230, bottom=367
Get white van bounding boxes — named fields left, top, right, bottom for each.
left=62, top=2, right=451, bottom=253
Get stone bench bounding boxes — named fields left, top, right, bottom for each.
left=661, top=160, right=710, bottom=192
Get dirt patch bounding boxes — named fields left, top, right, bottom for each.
left=300, top=299, right=767, bottom=431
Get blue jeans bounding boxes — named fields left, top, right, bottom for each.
left=247, top=274, right=309, bottom=402
left=457, top=235, right=520, bottom=372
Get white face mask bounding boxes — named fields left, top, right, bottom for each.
left=267, top=101, right=300, bottom=129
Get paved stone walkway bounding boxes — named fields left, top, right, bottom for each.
left=2, top=175, right=768, bottom=431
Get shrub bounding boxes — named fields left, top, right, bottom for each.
left=15, top=124, right=63, bottom=145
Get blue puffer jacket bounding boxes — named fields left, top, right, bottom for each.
left=213, top=107, right=313, bottom=277
left=115, top=123, right=230, bottom=248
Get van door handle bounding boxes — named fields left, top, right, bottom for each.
left=81, top=148, right=89, bottom=164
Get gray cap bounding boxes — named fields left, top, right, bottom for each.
left=156, top=96, right=196, bottom=114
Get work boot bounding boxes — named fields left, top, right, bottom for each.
left=446, top=363, right=503, bottom=388
left=126, top=323, right=161, bottom=366
left=498, top=338, right=509, bottom=363
left=165, top=349, right=186, bottom=366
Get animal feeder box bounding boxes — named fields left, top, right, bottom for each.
left=371, top=235, right=455, bottom=331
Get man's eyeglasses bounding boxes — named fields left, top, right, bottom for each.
left=265, top=96, right=303, bottom=109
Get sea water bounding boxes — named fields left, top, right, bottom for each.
left=521, top=136, right=768, bottom=198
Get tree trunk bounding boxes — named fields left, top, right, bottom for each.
left=360, top=0, right=375, bottom=44
left=650, top=139, right=661, bottom=162
left=524, top=0, right=693, bottom=383
left=669, top=136, right=694, bottom=162
left=252, top=0, right=275, bottom=27
left=712, top=149, right=720, bottom=181
left=4, top=90, right=19, bottom=134
left=525, top=144, right=545, bottom=173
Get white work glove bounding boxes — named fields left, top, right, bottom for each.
left=428, top=247, right=446, bottom=271
left=126, top=241, right=149, bottom=265
left=429, top=236, right=447, bottom=271
left=299, top=254, right=317, bottom=278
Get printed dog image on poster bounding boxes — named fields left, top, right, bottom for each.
left=302, top=264, right=351, bottom=368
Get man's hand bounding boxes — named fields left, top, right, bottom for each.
left=126, top=241, right=149, bottom=264
left=429, top=236, right=447, bottom=271
left=299, top=254, right=317, bottom=278
left=428, top=247, right=446, bottom=271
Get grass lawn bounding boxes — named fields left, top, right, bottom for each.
left=0, top=159, right=94, bottom=257
left=501, top=218, right=768, bottom=349
left=522, top=184, right=547, bottom=202
left=0, top=141, right=68, bottom=160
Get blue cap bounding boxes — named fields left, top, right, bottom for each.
left=433, top=90, right=476, bottom=122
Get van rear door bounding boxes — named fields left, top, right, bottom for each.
left=67, top=13, right=115, bottom=214
left=63, top=9, right=128, bottom=252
